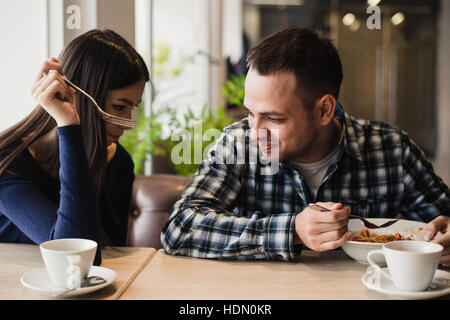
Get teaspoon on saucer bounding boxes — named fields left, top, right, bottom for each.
left=52, top=275, right=106, bottom=297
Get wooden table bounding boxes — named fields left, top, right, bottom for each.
left=0, top=243, right=156, bottom=300
left=120, top=249, right=391, bottom=300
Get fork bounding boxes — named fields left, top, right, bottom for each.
left=63, top=78, right=135, bottom=129
left=308, top=204, right=399, bottom=229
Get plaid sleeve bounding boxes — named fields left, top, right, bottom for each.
left=160, top=128, right=298, bottom=261
left=401, top=133, right=450, bottom=221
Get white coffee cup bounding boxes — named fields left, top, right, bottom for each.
left=367, top=240, right=443, bottom=291
left=40, top=238, right=97, bottom=289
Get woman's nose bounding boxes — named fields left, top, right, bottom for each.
left=117, top=109, right=135, bottom=130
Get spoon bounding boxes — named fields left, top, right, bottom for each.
left=52, top=275, right=106, bottom=297
left=308, top=203, right=399, bottom=229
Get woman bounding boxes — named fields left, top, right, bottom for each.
left=0, top=29, right=150, bottom=265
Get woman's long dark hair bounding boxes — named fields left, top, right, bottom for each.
left=0, top=29, right=150, bottom=245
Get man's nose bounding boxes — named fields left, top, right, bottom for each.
left=249, top=118, right=262, bottom=141
left=250, top=124, right=271, bottom=142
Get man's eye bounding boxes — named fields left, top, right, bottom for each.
left=267, top=117, right=284, bottom=122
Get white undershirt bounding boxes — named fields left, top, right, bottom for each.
left=289, top=142, right=340, bottom=199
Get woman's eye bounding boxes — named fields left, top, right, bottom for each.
left=113, top=105, right=126, bottom=111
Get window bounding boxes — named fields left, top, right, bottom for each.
left=0, top=0, right=48, bottom=131
left=243, top=0, right=440, bottom=157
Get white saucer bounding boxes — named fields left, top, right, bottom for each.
left=21, top=266, right=117, bottom=297
left=362, top=267, right=450, bottom=300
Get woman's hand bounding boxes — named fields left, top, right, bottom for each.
left=31, top=57, right=79, bottom=127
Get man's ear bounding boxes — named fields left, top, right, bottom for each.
left=315, top=94, right=336, bottom=126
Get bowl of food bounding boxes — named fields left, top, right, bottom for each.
left=341, top=218, right=427, bottom=264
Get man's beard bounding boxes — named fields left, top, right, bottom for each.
left=279, top=128, right=319, bottom=163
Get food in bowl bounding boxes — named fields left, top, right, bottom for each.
left=341, top=218, right=427, bottom=264
left=351, top=228, right=413, bottom=243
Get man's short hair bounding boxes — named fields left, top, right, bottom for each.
left=246, top=27, right=343, bottom=110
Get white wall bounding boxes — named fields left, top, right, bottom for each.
left=0, top=0, right=48, bottom=131
left=433, top=0, right=450, bottom=186
left=97, top=0, right=135, bottom=46
left=0, top=0, right=138, bottom=132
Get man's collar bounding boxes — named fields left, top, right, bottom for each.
left=336, top=103, right=364, bottom=162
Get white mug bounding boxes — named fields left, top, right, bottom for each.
left=367, top=240, right=443, bottom=291
left=40, top=238, right=97, bottom=289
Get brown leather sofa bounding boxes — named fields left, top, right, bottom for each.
left=126, top=174, right=192, bottom=248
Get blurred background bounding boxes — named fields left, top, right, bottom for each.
left=1, top=0, right=449, bottom=183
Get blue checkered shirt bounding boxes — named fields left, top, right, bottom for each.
left=161, top=104, right=450, bottom=261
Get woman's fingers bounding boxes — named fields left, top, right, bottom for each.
left=31, top=58, right=64, bottom=94
left=36, top=80, right=68, bottom=108
left=34, top=58, right=63, bottom=83
left=33, top=70, right=68, bottom=101
left=37, top=80, right=79, bottom=126
left=31, top=58, right=79, bottom=126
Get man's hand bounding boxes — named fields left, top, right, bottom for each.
left=294, top=202, right=352, bottom=252
left=424, top=215, right=450, bottom=267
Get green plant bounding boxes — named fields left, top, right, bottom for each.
left=119, top=104, right=172, bottom=174
left=121, top=103, right=236, bottom=176
left=222, top=73, right=246, bottom=108
left=166, top=105, right=236, bottom=176
left=121, top=43, right=241, bottom=176
left=153, top=43, right=194, bottom=78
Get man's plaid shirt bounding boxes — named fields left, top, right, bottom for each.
left=161, top=104, right=450, bottom=261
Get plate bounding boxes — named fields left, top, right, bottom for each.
left=341, top=218, right=428, bottom=264
left=21, top=266, right=117, bottom=297
left=362, top=267, right=450, bottom=299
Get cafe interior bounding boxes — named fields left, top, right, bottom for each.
left=0, top=0, right=449, bottom=303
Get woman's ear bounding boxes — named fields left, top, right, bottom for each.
left=316, top=94, right=336, bottom=126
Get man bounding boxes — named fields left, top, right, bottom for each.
left=161, top=27, right=450, bottom=266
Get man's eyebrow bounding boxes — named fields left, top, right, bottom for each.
left=243, top=105, right=287, bottom=117
left=259, top=111, right=288, bottom=116
left=117, top=98, right=142, bottom=106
